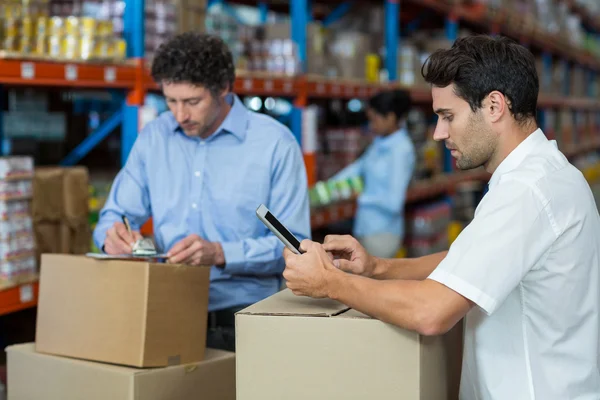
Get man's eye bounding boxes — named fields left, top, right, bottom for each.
left=443, top=116, right=453, bottom=122
left=188, top=100, right=200, bottom=106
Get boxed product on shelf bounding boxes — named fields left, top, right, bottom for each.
left=36, top=254, right=212, bottom=368
left=405, top=202, right=451, bottom=239
left=33, top=166, right=91, bottom=259
left=0, top=156, right=34, bottom=180
left=0, top=255, right=36, bottom=285
left=263, top=22, right=324, bottom=76
left=8, top=343, right=236, bottom=400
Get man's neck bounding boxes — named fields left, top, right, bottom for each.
left=199, top=100, right=232, bottom=140
left=485, top=121, right=539, bottom=174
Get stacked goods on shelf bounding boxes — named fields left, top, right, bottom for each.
left=407, top=109, right=444, bottom=180
left=2, top=0, right=126, bottom=61
left=316, top=127, right=368, bottom=182
left=145, top=0, right=207, bottom=65
left=0, top=156, right=37, bottom=289
left=404, top=201, right=451, bottom=257
left=32, top=166, right=91, bottom=261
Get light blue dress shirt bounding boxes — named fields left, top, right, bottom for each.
left=94, top=94, right=311, bottom=311
left=332, top=128, right=415, bottom=239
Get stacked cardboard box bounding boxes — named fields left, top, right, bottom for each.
left=0, top=157, right=37, bottom=288
left=32, top=166, right=91, bottom=261
left=8, top=253, right=236, bottom=398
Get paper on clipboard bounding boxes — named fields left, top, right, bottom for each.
left=85, top=253, right=170, bottom=261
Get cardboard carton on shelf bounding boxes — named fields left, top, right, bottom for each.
left=236, top=289, right=463, bottom=400
left=35, top=254, right=211, bottom=368
left=7, top=343, right=236, bottom=400
left=32, top=166, right=89, bottom=224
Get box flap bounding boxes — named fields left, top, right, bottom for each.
left=238, top=289, right=349, bottom=317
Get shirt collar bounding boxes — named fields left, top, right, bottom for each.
left=170, top=93, right=248, bottom=141
left=374, top=126, right=408, bottom=146
left=489, top=128, right=548, bottom=189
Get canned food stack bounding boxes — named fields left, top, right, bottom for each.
left=0, top=156, right=37, bottom=289
left=404, top=201, right=451, bottom=258
left=1, top=0, right=126, bottom=61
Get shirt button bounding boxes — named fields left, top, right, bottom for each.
left=192, top=203, right=197, bottom=209
left=195, top=171, right=200, bottom=177
left=199, top=141, right=206, bottom=146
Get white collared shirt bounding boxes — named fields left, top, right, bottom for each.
left=428, top=129, right=600, bottom=399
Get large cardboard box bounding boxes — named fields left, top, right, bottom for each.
left=63, top=167, right=89, bottom=223
left=32, top=168, right=64, bottom=222
left=236, top=289, right=463, bottom=400
left=36, top=254, right=211, bottom=368
left=59, top=222, right=91, bottom=254
left=32, top=166, right=89, bottom=224
left=7, top=343, right=236, bottom=400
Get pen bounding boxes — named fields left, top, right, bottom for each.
left=121, top=215, right=132, bottom=237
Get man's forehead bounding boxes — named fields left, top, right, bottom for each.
left=432, top=85, right=463, bottom=111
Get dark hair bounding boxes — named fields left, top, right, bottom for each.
left=151, top=32, right=235, bottom=95
left=422, top=35, right=538, bottom=123
left=368, top=89, right=412, bottom=120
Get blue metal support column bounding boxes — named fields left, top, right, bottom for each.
left=323, top=1, right=354, bottom=27
left=291, top=0, right=308, bottom=70
left=385, top=0, right=399, bottom=81
left=259, top=2, right=268, bottom=24
left=122, top=0, right=145, bottom=166
left=290, top=0, right=308, bottom=147
left=60, top=111, right=124, bottom=166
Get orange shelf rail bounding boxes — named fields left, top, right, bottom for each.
left=0, top=281, right=39, bottom=317
left=0, top=58, right=137, bottom=88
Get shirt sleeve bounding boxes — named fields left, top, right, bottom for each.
left=92, top=129, right=152, bottom=251
left=427, top=179, right=559, bottom=315
left=330, top=156, right=364, bottom=182
left=220, top=136, right=311, bottom=276
left=358, top=143, right=415, bottom=214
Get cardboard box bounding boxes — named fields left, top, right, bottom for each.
left=63, top=167, right=89, bottom=223
left=32, top=166, right=89, bottom=224
left=7, top=343, right=236, bottom=400
left=32, top=168, right=64, bottom=222
left=34, top=223, right=61, bottom=254
left=36, top=254, right=211, bottom=368
left=59, top=222, right=91, bottom=254
left=236, top=289, right=463, bottom=400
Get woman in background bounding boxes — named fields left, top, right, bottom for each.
left=331, top=89, right=415, bottom=258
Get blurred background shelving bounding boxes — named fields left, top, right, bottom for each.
left=1, top=0, right=600, bottom=317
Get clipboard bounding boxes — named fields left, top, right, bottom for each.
left=85, top=253, right=170, bottom=261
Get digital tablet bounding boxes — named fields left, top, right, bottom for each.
left=256, top=204, right=304, bottom=254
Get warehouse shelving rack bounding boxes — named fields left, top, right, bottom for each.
left=1, top=0, right=600, bottom=314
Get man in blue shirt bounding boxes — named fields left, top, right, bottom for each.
left=93, top=32, right=311, bottom=351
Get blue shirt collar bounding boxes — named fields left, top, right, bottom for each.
left=374, top=126, right=408, bottom=147
left=169, top=93, right=248, bottom=141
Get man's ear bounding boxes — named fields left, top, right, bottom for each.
left=485, top=91, right=507, bottom=123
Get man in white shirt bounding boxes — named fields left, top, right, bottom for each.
left=283, top=35, right=600, bottom=399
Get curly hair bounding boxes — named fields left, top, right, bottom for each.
left=151, top=32, right=236, bottom=95
left=422, top=35, right=538, bottom=123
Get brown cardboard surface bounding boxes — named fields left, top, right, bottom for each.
left=32, top=168, right=64, bottom=222
left=239, top=287, right=348, bottom=317
left=35, top=254, right=211, bottom=367
left=34, top=223, right=61, bottom=256
left=63, top=167, right=89, bottom=223
left=59, top=222, right=91, bottom=254
left=7, top=343, right=236, bottom=400
left=236, top=289, right=462, bottom=400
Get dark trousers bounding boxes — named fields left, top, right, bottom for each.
left=206, top=305, right=249, bottom=352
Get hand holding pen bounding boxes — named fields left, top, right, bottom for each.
left=102, top=215, right=143, bottom=255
